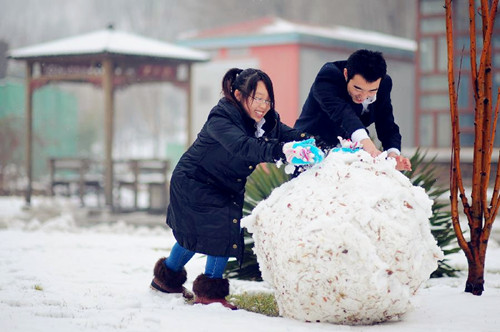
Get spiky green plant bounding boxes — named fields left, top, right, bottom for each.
left=225, top=164, right=290, bottom=281
left=225, top=149, right=459, bottom=280
left=402, top=148, right=460, bottom=277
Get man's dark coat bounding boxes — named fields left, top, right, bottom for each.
left=294, top=60, right=402, bottom=151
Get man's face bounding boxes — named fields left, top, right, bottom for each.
left=344, top=69, right=381, bottom=104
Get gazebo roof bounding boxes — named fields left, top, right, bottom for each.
left=9, top=27, right=209, bottom=62
left=11, top=27, right=208, bottom=208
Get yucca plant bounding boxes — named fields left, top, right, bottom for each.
left=225, top=149, right=459, bottom=280
left=402, top=148, right=460, bottom=277
left=225, top=164, right=290, bottom=281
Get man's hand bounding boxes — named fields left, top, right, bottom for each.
left=360, top=138, right=381, bottom=157
left=387, top=152, right=412, bottom=171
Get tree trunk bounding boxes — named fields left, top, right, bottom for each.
left=444, top=0, right=499, bottom=296
left=464, top=242, right=486, bottom=295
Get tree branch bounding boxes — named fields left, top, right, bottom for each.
left=479, top=0, right=498, bottom=221
left=446, top=0, right=471, bottom=258
left=469, top=0, right=478, bottom=101
left=489, top=92, right=500, bottom=215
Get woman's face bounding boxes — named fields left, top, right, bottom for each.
left=236, top=81, right=271, bottom=122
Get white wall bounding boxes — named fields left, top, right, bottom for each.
left=385, top=58, right=415, bottom=148
left=299, top=49, right=350, bottom=111
left=190, top=58, right=259, bottom=144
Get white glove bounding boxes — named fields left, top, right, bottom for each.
left=282, top=139, right=324, bottom=165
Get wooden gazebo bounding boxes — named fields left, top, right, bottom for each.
left=8, top=26, right=209, bottom=207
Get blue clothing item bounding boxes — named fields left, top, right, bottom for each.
left=331, top=147, right=362, bottom=153
left=286, top=138, right=325, bottom=165
left=165, top=242, right=195, bottom=271
left=165, top=242, right=229, bottom=279
left=204, top=255, right=230, bottom=279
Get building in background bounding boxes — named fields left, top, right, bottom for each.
left=179, top=17, right=416, bottom=148
left=415, top=0, right=500, bottom=148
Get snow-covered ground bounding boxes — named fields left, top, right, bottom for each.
left=1, top=196, right=499, bottom=332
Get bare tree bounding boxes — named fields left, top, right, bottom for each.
left=445, top=0, right=499, bottom=295
left=0, top=116, right=23, bottom=194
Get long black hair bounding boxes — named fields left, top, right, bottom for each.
left=221, top=68, right=275, bottom=110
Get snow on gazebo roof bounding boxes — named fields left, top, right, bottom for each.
left=8, top=27, right=209, bottom=62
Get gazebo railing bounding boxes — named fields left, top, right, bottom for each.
left=49, top=157, right=103, bottom=207
left=113, top=158, right=170, bottom=213
left=48, top=157, right=169, bottom=212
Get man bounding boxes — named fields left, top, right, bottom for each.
left=294, top=49, right=411, bottom=171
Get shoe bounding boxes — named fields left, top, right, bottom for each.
left=192, top=274, right=237, bottom=310
left=151, top=257, right=194, bottom=300
left=193, top=295, right=237, bottom=310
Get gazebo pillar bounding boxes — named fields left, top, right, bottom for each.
left=24, top=62, right=34, bottom=206
left=102, top=58, right=115, bottom=207
left=186, top=65, right=193, bottom=145
left=10, top=28, right=209, bottom=209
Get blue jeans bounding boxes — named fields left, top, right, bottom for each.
left=165, top=242, right=229, bottom=279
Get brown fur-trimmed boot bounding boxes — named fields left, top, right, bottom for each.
left=150, top=257, right=194, bottom=300
left=192, top=274, right=237, bottom=310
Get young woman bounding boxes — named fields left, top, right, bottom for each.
left=150, top=68, right=318, bottom=309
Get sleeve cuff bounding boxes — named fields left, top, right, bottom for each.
left=272, top=142, right=286, bottom=161
left=351, top=129, right=369, bottom=143
left=386, top=148, right=401, bottom=156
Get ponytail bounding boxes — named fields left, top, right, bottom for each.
left=220, top=67, right=275, bottom=110
left=222, top=68, right=243, bottom=100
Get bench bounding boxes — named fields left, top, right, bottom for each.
left=114, top=159, right=170, bottom=213
left=48, top=157, right=103, bottom=206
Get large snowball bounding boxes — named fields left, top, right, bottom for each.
left=242, top=150, right=443, bottom=325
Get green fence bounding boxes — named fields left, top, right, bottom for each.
left=0, top=80, right=79, bottom=179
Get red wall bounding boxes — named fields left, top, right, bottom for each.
left=251, top=44, right=300, bottom=127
